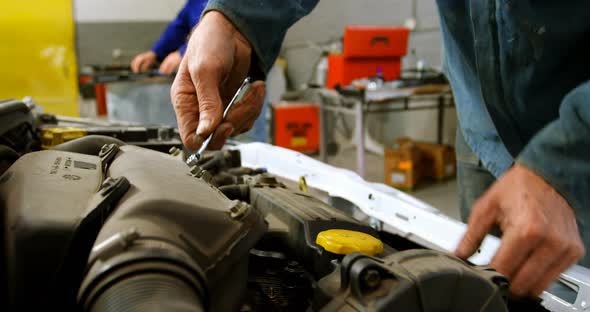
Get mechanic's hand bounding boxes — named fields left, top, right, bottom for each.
left=455, top=164, right=585, bottom=297
left=159, top=50, right=182, bottom=75
left=170, top=11, right=265, bottom=150
left=131, top=51, right=157, bottom=73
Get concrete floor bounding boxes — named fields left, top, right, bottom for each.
left=321, top=145, right=462, bottom=221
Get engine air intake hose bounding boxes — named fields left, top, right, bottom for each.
left=52, top=135, right=125, bottom=155
left=89, top=274, right=204, bottom=312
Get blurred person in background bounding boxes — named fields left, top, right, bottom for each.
left=132, top=0, right=269, bottom=142
left=130, top=0, right=207, bottom=75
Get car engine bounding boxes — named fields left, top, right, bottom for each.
left=0, top=99, right=550, bottom=311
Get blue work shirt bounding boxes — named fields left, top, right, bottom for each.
left=202, top=0, right=590, bottom=248
left=151, top=0, right=207, bottom=61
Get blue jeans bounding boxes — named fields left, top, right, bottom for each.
left=455, top=128, right=496, bottom=224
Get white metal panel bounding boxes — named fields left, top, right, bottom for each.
left=233, top=142, right=590, bottom=312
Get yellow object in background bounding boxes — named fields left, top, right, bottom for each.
left=291, top=137, right=308, bottom=147
left=316, top=229, right=384, bottom=256
left=41, top=127, right=87, bottom=149
left=0, top=0, right=79, bottom=116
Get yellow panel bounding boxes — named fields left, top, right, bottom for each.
left=41, top=127, right=87, bottom=149
left=0, top=0, right=79, bottom=116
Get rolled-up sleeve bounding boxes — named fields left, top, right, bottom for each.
left=517, top=81, right=590, bottom=224
left=202, top=0, right=319, bottom=75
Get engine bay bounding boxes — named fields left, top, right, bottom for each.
left=0, top=99, right=559, bottom=311
left=2, top=140, right=552, bottom=311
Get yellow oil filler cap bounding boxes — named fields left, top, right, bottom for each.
left=316, top=229, right=383, bottom=256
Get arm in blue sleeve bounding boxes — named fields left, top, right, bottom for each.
left=151, top=3, right=192, bottom=61
left=178, top=43, right=188, bottom=57
left=202, top=0, right=319, bottom=76
left=517, top=81, right=590, bottom=226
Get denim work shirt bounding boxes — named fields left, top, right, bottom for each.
left=202, top=1, right=590, bottom=240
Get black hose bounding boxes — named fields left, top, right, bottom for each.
left=52, top=135, right=125, bottom=156
left=0, top=145, right=19, bottom=161
left=219, top=185, right=250, bottom=201
left=0, top=145, right=20, bottom=175
left=212, top=172, right=240, bottom=186
left=226, top=167, right=267, bottom=176
left=198, top=150, right=241, bottom=172
left=89, top=274, right=204, bottom=312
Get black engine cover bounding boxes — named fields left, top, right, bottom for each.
left=0, top=150, right=103, bottom=309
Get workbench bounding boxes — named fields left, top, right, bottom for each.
left=318, top=84, right=454, bottom=178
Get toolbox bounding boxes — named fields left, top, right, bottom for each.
left=272, top=102, right=320, bottom=153
left=327, top=25, right=410, bottom=89
left=326, top=55, right=402, bottom=89
left=342, top=26, right=410, bottom=59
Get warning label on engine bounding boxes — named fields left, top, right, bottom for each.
left=50, top=157, right=62, bottom=174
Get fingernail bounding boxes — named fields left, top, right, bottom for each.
left=196, top=119, right=211, bottom=136
left=192, top=134, right=204, bottom=147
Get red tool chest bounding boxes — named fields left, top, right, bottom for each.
left=343, top=26, right=410, bottom=59
left=326, top=55, right=402, bottom=89
left=326, top=25, right=410, bottom=89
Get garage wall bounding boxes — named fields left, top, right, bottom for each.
left=73, top=0, right=455, bottom=145
left=75, top=0, right=443, bottom=71
left=74, top=0, right=185, bottom=22
left=74, top=0, right=185, bottom=66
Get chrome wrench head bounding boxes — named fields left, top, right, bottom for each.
left=186, top=77, right=251, bottom=166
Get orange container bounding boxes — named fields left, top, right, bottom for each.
left=326, top=55, right=401, bottom=89
left=272, top=102, right=320, bottom=153
left=343, top=26, right=410, bottom=58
